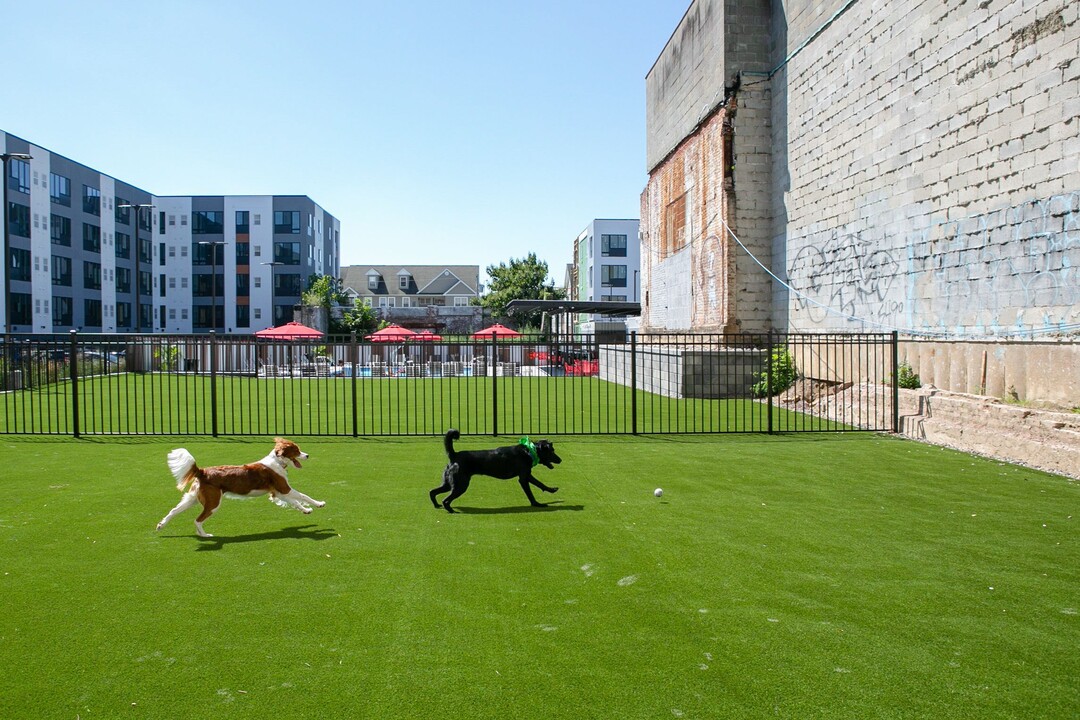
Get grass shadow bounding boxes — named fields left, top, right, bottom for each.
left=183, top=524, right=337, bottom=551
left=453, top=501, right=585, bottom=515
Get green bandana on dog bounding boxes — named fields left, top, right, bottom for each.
left=519, top=436, right=539, bottom=467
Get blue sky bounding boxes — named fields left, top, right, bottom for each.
left=1, top=0, right=689, bottom=284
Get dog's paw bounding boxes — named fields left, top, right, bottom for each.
left=312, top=500, right=326, bottom=508
left=155, top=522, right=163, bottom=531
left=301, top=506, right=313, bottom=514
left=547, top=487, right=559, bottom=494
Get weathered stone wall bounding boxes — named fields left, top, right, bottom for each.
left=776, top=0, right=1079, bottom=337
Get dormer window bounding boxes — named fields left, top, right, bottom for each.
left=367, top=270, right=381, bottom=290
left=397, top=269, right=412, bottom=290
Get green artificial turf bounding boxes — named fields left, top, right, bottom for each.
left=0, top=433, right=1076, bottom=719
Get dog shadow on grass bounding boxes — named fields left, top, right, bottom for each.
left=453, top=502, right=585, bottom=515
left=186, top=524, right=337, bottom=551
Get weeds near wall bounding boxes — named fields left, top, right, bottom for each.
left=751, top=346, right=797, bottom=397
left=895, top=362, right=921, bottom=390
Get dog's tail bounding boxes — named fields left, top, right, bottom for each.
left=444, top=428, right=461, bottom=462
left=166, top=448, right=200, bottom=493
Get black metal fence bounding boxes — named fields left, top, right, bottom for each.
left=0, top=331, right=898, bottom=437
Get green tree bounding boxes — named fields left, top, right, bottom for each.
left=339, top=300, right=379, bottom=335
left=302, top=274, right=348, bottom=308
left=479, top=253, right=565, bottom=329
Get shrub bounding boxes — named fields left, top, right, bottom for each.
left=751, top=346, right=797, bottom=398
left=896, top=362, right=921, bottom=389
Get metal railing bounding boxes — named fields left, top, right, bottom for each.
left=0, top=331, right=898, bottom=436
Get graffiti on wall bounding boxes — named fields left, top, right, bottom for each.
left=788, top=191, right=1080, bottom=336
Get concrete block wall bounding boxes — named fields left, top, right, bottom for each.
left=775, top=0, right=1079, bottom=338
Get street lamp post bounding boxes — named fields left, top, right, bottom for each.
left=198, top=241, right=225, bottom=333
left=118, top=202, right=154, bottom=333
left=2, top=152, right=33, bottom=335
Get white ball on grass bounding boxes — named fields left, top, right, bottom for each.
left=654, top=488, right=664, bottom=498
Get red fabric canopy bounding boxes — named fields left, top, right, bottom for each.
left=412, top=331, right=444, bottom=342
left=254, top=321, right=325, bottom=339
left=471, top=323, right=522, bottom=339
left=366, top=324, right=417, bottom=342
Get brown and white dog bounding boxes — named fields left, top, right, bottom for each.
left=156, top=438, right=324, bottom=537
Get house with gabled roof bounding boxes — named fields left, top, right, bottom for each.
left=339, top=264, right=482, bottom=332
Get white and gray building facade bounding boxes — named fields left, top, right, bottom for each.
left=2, top=130, right=339, bottom=334
left=571, top=219, right=641, bottom=333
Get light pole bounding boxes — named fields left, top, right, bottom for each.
left=2, top=152, right=33, bottom=334
left=118, top=202, right=154, bottom=333
left=198, top=241, right=225, bottom=333
left=261, top=261, right=283, bottom=327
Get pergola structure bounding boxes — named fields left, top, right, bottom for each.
left=505, top=299, right=641, bottom=341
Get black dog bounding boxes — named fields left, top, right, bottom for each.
left=430, top=428, right=561, bottom=513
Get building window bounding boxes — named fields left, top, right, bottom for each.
left=192, top=210, right=224, bottom=234
left=52, top=256, right=72, bottom=286
left=115, top=232, right=130, bottom=259
left=193, top=242, right=224, bottom=266
left=399, top=274, right=410, bottom=289
left=254, top=277, right=261, bottom=289
left=275, top=274, right=301, bottom=297
left=83, top=261, right=102, bottom=290
left=139, top=271, right=153, bottom=297
left=158, top=211, right=166, bottom=234
left=454, top=296, right=470, bottom=307
left=601, top=234, right=627, bottom=257
left=83, top=224, right=101, bottom=253
left=116, top=199, right=131, bottom=225
left=9, top=158, right=30, bottom=193
left=367, top=274, right=381, bottom=290
left=50, top=173, right=71, bottom=206
left=10, top=247, right=31, bottom=281
left=273, top=211, right=300, bottom=234
left=159, top=242, right=166, bottom=265
left=236, top=211, right=250, bottom=234
left=116, top=267, right=131, bottom=293
left=8, top=202, right=31, bottom=237
left=50, top=215, right=71, bottom=246
left=236, top=305, right=250, bottom=328
left=159, top=274, right=167, bottom=297
left=84, top=298, right=102, bottom=327
left=236, top=242, right=249, bottom=265
left=601, top=294, right=627, bottom=302
left=8, top=293, right=30, bottom=325
left=601, top=265, right=627, bottom=287
left=237, top=274, right=250, bottom=297
left=82, top=185, right=101, bottom=216
left=273, top=241, right=301, bottom=265
left=53, top=296, right=73, bottom=326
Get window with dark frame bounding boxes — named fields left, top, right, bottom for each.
left=601, top=234, right=627, bottom=257
left=601, top=264, right=628, bottom=287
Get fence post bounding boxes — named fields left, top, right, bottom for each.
left=766, top=331, right=774, bottom=435
left=490, top=333, right=498, bottom=436
left=350, top=331, right=358, bottom=438
left=210, top=331, right=219, bottom=437
left=69, top=330, right=80, bottom=438
left=891, top=331, right=899, bottom=433
left=630, top=331, right=638, bottom=435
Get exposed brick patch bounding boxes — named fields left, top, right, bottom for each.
left=1010, top=10, right=1065, bottom=52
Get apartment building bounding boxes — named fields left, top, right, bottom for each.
left=2, top=130, right=339, bottom=334
left=569, top=219, right=640, bottom=333
left=340, top=264, right=481, bottom=333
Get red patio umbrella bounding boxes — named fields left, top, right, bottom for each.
left=366, top=324, right=418, bottom=342
left=412, top=330, right=444, bottom=342
left=470, top=323, right=522, bottom=339
left=254, top=321, right=325, bottom=340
